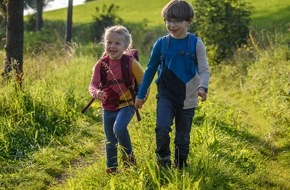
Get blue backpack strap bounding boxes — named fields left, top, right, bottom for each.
left=160, top=34, right=170, bottom=65
left=187, top=33, right=198, bottom=60
left=187, top=33, right=199, bottom=73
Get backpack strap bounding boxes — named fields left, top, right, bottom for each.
left=127, top=49, right=139, bottom=61
left=160, top=33, right=197, bottom=58
left=187, top=33, right=198, bottom=61
left=160, top=34, right=170, bottom=67
left=120, top=54, right=133, bottom=88
left=100, top=51, right=137, bottom=88
left=187, top=33, right=198, bottom=72
left=100, top=55, right=110, bottom=87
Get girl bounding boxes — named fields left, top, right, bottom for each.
left=89, top=25, right=146, bottom=174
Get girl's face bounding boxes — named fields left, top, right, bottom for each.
left=165, top=19, right=190, bottom=39
left=105, top=32, right=127, bottom=60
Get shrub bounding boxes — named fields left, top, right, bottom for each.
left=24, top=13, right=36, bottom=31
left=192, top=0, right=253, bottom=64
left=91, top=3, right=123, bottom=42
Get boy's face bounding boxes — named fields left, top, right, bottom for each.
left=164, top=18, right=190, bottom=39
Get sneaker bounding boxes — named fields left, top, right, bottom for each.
left=157, top=159, right=172, bottom=169
left=122, top=153, right=137, bottom=168
left=174, top=159, right=188, bottom=169
left=106, top=167, right=118, bottom=174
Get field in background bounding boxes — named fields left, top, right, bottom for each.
left=42, top=0, right=168, bottom=27
left=42, top=0, right=290, bottom=30
left=246, top=0, right=290, bottom=29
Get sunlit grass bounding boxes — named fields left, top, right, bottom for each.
left=43, top=0, right=168, bottom=27
left=1, top=38, right=289, bottom=189
left=246, top=0, right=290, bottom=29
left=41, top=0, right=290, bottom=30
left=1, top=0, right=290, bottom=189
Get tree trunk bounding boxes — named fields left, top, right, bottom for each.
left=3, top=0, right=24, bottom=86
left=36, top=0, right=43, bottom=31
left=0, top=0, right=7, bottom=35
left=65, top=0, right=73, bottom=44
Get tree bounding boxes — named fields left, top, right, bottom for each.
left=2, top=0, right=24, bottom=86
left=35, top=0, right=44, bottom=31
left=65, top=0, right=73, bottom=43
left=25, top=0, right=51, bottom=31
left=0, top=0, right=7, bottom=43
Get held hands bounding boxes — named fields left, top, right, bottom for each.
left=96, top=90, right=107, bottom=101
left=135, top=97, right=145, bottom=109
left=197, top=87, right=207, bottom=102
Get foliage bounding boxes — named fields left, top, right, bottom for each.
left=192, top=0, right=254, bottom=64
left=24, top=29, right=60, bottom=54
left=91, top=3, right=123, bottom=42
left=25, top=13, right=36, bottom=31
left=126, top=22, right=166, bottom=54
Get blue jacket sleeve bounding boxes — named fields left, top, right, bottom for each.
left=137, top=38, right=162, bottom=99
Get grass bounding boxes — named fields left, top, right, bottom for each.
left=43, top=0, right=169, bottom=27
left=1, top=0, right=290, bottom=189
left=1, top=39, right=289, bottom=190
left=245, top=0, right=290, bottom=29
left=42, top=0, right=290, bottom=30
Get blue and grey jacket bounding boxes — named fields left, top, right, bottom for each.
left=138, top=33, right=210, bottom=109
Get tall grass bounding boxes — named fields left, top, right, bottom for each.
left=0, top=0, right=289, bottom=189
left=1, top=34, right=289, bottom=189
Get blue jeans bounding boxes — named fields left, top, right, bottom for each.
left=155, top=94, right=195, bottom=165
left=102, top=106, right=135, bottom=168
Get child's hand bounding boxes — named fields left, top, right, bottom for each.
left=96, top=90, right=107, bottom=101
left=135, top=98, right=145, bottom=109
left=197, top=87, right=207, bottom=102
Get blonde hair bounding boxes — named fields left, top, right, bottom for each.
left=161, top=0, right=194, bottom=22
left=101, top=25, right=132, bottom=50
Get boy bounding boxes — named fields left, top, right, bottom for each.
left=135, top=0, right=210, bottom=169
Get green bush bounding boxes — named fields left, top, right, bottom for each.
left=24, top=13, right=36, bottom=31
left=24, top=26, right=64, bottom=55
left=126, top=22, right=166, bottom=54
left=91, top=3, right=123, bottom=42
left=192, top=0, right=253, bottom=64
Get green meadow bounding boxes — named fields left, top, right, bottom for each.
left=0, top=0, right=289, bottom=189
left=42, top=0, right=170, bottom=27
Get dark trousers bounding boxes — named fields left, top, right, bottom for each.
left=155, top=94, right=195, bottom=165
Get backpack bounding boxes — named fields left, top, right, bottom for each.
left=160, top=33, right=198, bottom=73
left=81, top=49, right=140, bottom=120
left=99, top=49, right=139, bottom=96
